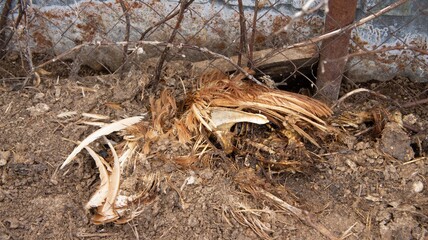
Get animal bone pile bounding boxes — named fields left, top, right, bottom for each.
left=61, top=70, right=333, bottom=224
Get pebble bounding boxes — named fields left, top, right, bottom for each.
left=0, top=151, right=11, bottom=166
left=199, top=169, right=214, bottom=180
left=380, top=122, right=414, bottom=161
left=27, top=103, right=50, bottom=116
left=34, top=93, right=45, bottom=99
left=345, top=159, right=357, bottom=171
left=403, top=114, right=417, bottom=125
left=0, top=190, right=5, bottom=202
left=355, top=142, right=370, bottom=151
left=412, top=181, right=424, bottom=193
left=187, top=215, right=199, bottom=227
left=5, top=217, right=19, bottom=229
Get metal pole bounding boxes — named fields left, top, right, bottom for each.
left=316, top=0, right=358, bottom=104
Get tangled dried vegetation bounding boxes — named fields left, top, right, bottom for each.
left=60, top=69, right=336, bottom=228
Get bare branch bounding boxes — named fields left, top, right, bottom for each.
left=237, top=0, right=247, bottom=67
left=248, top=0, right=259, bottom=68
left=118, top=0, right=131, bottom=81
left=139, top=0, right=194, bottom=41
left=278, top=0, right=409, bottom=49
left=34, top=39, right=261, bottom=85
left=152, top=0, right=194, bottom=89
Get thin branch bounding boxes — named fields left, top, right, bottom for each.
left=275, top=0, right=327, bottom=34
left=152, top=0, right=194, bottom=89
left=34, top=40, right=261, bottom=85
left=20, top=0, right=36, bottom=88
left=0, top=0, right=13, bottom=57
left=253, top=186, right=340, bottom=240
left=0, top=0, right=24, bottom=60
left=328, top=45, right=428, bottom=63
left=139, top=0, right=194, bottom=41
left=277, top=0, right=409, bottom=49
left=118, top=0, right=131, bottom=81
left=401, top=98, right=428, bottom=108
left=237, top=0, right=247, bottom=67
left=248, top=0, right=259, bottom=68
left=332, top=88, right=400, bottom=109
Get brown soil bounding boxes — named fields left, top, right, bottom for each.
left=0, top=58, right=427, bottom=240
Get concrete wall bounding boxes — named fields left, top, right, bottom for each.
left=3, top=0, right=427, bottom=81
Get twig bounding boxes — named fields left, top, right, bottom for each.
left=139, top=1, right=193, bottom=41
left=152, top=0, right=194, bottom=89
left=255, top=187, right=340, bottom=240
left=276, top=0, right=326, bottom=34
left=276, top=0, right=409, bottom=49
left=402, top=157, right=426, bottom=166
left=35, top=40, right=261, bottom=85
left=262, top=1, right=408, bottom=80
left=330, top=45, right=428, bottom=62
left=76, top=232, right=119, bottom=238
left=118, top=0, right=131, bottom=81
left=332, top=88, right=400, bottom=109
left=20, top=1, right=36, bottom=88
left=401, top=98, right=428, bottom=108
left=340, top=222, right=358, bottom=239
left=248, top=0, right=259, bottom=68
left=0, top=0, right=13, bottom=57
left=237, top=0, right=247, bottom=67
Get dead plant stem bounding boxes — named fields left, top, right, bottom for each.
left=35, top=40, right=261, bottom=85
left=118, top=0, right=131, bottom=81
left=276, top=0, right=409, bottom=49
left=248, top=0, right=259, bottom=68
left=237, top=0, right=247, bottom=67
left=256, top=187, right=340, bottom=240
left=153, top=0, right=194, bottom=89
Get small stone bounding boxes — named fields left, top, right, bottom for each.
left=187, top=215, right=199, bottom=227
left=403, top=114, right=417, bottom=125
left=50, top=178, right=58, bottom=185
left=413, top=181, right=423, bottom=193
left=0, top=190, right=5, bottom=202
left=380, top=122, right=414, bottom=161
left=336, top=166, right=346, bottom=172
left=0, top=151, right=11, bottom=166
left=0, top=233, right=10, bottom=240
left=54, top=86, right=61, bottom=98
left=342, top=135, right=357, bottom=149
left=5, top=218, right=19, bottom=229
left=355, top=141, right=370, bottom=151
left=185, top=175, right=196, bottom=185
left=200, top=169, right=214, bottom=180
left=27, top=103, right=50, bottom=116
left=365, top=149, right=378, bottom=159
left=34, top=93, right=45, bottom=99
left=345, top=159, right=357, bottom=171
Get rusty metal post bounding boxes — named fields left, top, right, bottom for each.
left=316, top=0, right=358, bottom=104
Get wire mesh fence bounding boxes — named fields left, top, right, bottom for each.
left=0, top=0, right=427, bottom=102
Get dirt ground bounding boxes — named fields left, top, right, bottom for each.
left=0, top=57, right=427, bottom=240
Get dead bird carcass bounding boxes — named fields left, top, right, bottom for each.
left=60, top=70, right=333, bottom=224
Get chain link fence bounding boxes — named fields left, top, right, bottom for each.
left=0, top=0, right=427, bottom=102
